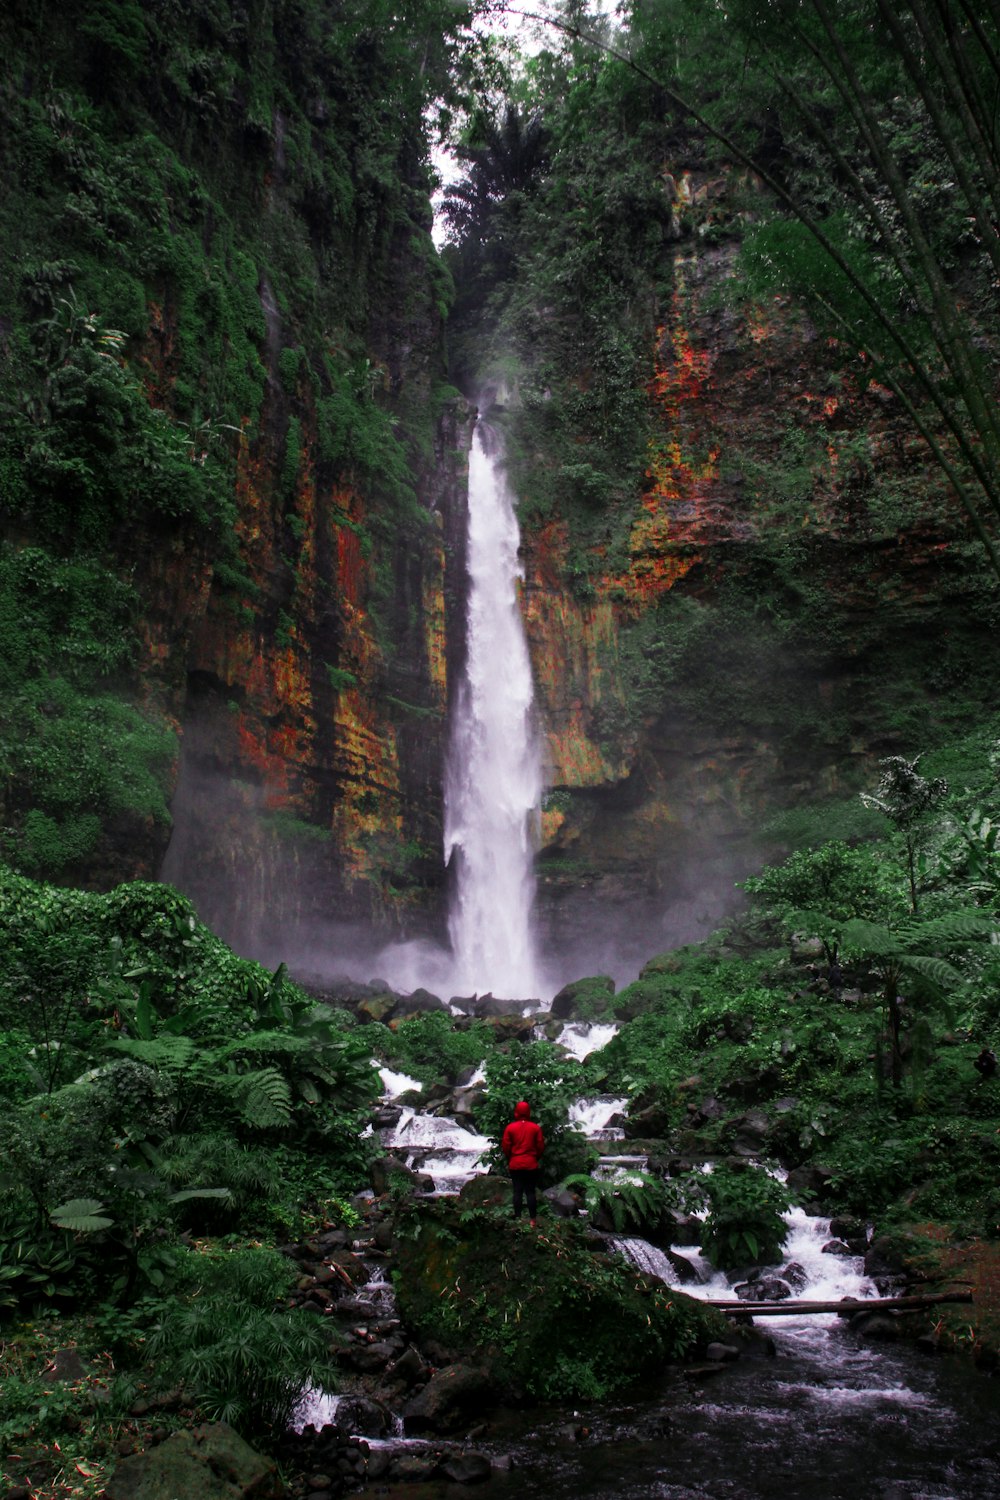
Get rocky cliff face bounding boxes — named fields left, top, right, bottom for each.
left=3, top=8, right=994, bottom=987
left=517, top=176, right=995, bottom=976
left=0, top=0, right=478, bottom=958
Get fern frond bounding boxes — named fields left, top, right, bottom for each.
left=231, top=1068, right=292, bottom=1128
left=106, top=1035, right=195, bottom=1071
left=899, top=954, right=963, bottom=994
left=215, top=1031, right=309, bottom=1061
left=840, top=919, right=902, bottom=957
left=904, top=910, right=997, bottom=947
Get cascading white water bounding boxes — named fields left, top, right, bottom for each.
left=443, top=419, right=543, bottom=998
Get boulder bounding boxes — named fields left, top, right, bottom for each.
left=481, top=1015, right=537, bottom=1043
left=369, top=1157, right=433, bottom=1197
left=543, top=1187, right=581, bottom=1218
left=439, top=1451, right=493, bottom=1484
left=725, top=1109, right=771, bottom=1155
left=781, top=1261, right=809, bottom=1292
left=395, top=988, right=447, bottom=1016
left=549, top=975, right=615, bottom=1021
left=391, top=1454, right=441, bottom=1480
left=386, top=1345, right=430, bottom=1387
left=821, top=1238, right=853, bottom=1257
left=355, top=993, right=398, bottom=1025
left=705, top=1341, right=741, bottom=1362
left=735, top=1276, right=792, bottom=1302
left=458, top=1173, right=508, bottom=1210
left=624, top=1101, right=673, bottom=1139
left=105, top=1424, right=282, bottom=1500
left=829, top=1215, right=866, bottom=1242
left=784, top=1164, right=835, bottom=1202
left=403, top=1364, right=495, bottom=1434
left=660, top=1248, right=702, bottom=1285
left=850, top=1310, right=902, bottom=1341
left=333, top=1395, right=393, bottom=1437
left=475, top=995, right=532, bottom=1018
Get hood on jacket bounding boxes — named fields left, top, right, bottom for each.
left=513, top=1100, right=531, bottom=1119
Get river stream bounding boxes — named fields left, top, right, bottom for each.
left=308, top=1035, right=1000, bottom=1498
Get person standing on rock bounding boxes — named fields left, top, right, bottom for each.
left=502, top=1100, right=545, bottom=1226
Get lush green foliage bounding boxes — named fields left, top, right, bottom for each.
left=700, top=1165, right=791, bottom=1271
left=393, top=1198, right=724, bottom=1400
left=0, top=866, right=378, bottom=1312
left=373, top=1009, right=497, bottom=1084
left=140, top=1243, right=329, bottom=1432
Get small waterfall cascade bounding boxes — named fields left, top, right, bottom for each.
left=444, top=418, right=543, bottom=999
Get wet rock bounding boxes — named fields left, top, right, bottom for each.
left=403, top=1363, right=495, bottom=1434
left=481, top=1014, right=537, bottom=1043
left=660, top=1248, right=702, bottom=1285
left=624, top=1101, right=673, bottom=1138
left=781, top=1261, right=809, bottom=1292
left=369, top=1157, right=432, bottom=1197
left=394, top=987, right=446, bottom=1016
left=705, top=1341, right=741, bottom=1362
left=725, top=1108, right=770, bottom=1155
left=543, top=1187, right=581, bottom=1217
left=364, top=1448, right=393, bottom=1480
left=785, top=1164, right=835, bottom=1202
left=355, top=993, right=399, bottom=1024
left=850, top=1310, right=902, bottom=1341
left=475, top=994, right=533, bottom=1018
left=439, top=1451, right=493, bottom=1483
left=735, top=1276, right=792, bottom=1301
left=459, top=1174, right=508, bottom=1210
left=333, top=1396, right=393, bottom=1438
left=449, top=1084, right=487, bottom=1123
left=641, top=1202, right=703, bottom=1249
left=390, top=1453, right=440, bottom=1480
left=829, top=1215, right=866, bottom=1242
left=864, top=1234, right=909, bottom=1283
left=371, top=1104, right=403, bottom=1129
left=339, top=1340, right=397, bottom=1374
left=821, top=1238, right=853, bottom=1257
left=387, top=1345, right=430, bottom=1387
left=105, top=1423, right=282, bottom=1500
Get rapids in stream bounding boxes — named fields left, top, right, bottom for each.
left=335, top=1045, right=1000, bottom=1500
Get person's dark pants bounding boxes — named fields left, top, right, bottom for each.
left=511, top=1168, right=539, bottom=1219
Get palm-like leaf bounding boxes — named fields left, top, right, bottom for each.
left=50, top=1197, right=113, bottom=1232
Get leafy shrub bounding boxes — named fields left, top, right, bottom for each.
left=141, top=1244, right=328, bottom=1433
left=700, top=1165, right=792, bottom=1270
left=376, top=1010, right=496, bottom=1085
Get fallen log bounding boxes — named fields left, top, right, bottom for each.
left=706, top=1290, right=973, bottom=1317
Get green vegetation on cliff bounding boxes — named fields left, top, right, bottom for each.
left=0, top=0, right=483, bottom=888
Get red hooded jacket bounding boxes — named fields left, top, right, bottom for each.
left=501, top=1101, right=545, bottom=1171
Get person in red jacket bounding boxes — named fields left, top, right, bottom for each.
left=501, top=1100, right=545, bottom=1226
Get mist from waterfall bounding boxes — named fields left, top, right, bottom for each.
left=443, top=419, right=543, bottom=997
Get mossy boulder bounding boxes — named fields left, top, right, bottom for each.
left=550, top=975, right=616, bottom=1021
left=392, top=1200, right=728, bottom=1402
left=105, top=1424, right=281, bottom=1500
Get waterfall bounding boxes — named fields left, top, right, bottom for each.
left=444, top=419, right=542, bottom=998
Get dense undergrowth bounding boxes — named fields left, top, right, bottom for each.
left=4, top=732, right=1000, bottom=1490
